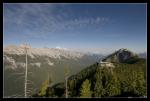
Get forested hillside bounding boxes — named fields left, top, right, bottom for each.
left=32, top=57, right=146, bottom=97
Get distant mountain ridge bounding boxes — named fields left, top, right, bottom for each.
left=4, top=44, right=86, bottom=59
left=138, top=52, right=147, bottom=59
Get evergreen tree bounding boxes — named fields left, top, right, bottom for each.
left=80, top=79, right=92, bottom=97
left=64, top=66, right=70, bottom=98
left=121, top=71, right=137, bottom=93
left=105, top=72, right=121, bottom=96
left=94, top=68, right=105, bottom=97
left=38, top=73, right=53, bottom=97
left=134, top=72, right=146, bottom=96
left=38, top=80, right=49, bottom=97
left=68, top=79, right=75, bottom=97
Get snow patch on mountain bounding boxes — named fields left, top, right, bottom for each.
left=16, top=62, right=25, bottom=68
left=3, top=55, right=17, bottom=69
left=56, top=46, right=68, bottom=50
left=48, top=62, right=54, bottom=66
left=46, top=59, right=54, bottom=66
left=30, top=63, right=41, bottom=68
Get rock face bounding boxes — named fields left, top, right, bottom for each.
left=102, top=48, right=138, bottom=63
left=3, top=44, right=85, bottom=59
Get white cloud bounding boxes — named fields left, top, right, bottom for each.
left=4, top=4, right=109, bottom=39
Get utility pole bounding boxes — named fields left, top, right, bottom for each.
left=64, top=66, right=69, bottom=98
left=24, top=44, right=29, bottom=98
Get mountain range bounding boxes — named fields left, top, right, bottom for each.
left=3, top=45, right=102, bottom=97
left=3, top=45, right=146, bottom=97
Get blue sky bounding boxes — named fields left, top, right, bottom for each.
left=3, top=3, right=147, bottom=53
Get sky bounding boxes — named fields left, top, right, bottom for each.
left=3, top=3, right=147, bottom=53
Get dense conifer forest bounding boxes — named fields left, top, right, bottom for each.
left=32, top=58, right=146, bottom=98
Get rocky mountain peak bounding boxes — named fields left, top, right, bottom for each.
left=102, top=48, right=138, bottom=63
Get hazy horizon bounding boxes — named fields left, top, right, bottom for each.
left=3, top=44, right=146, bottom=55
